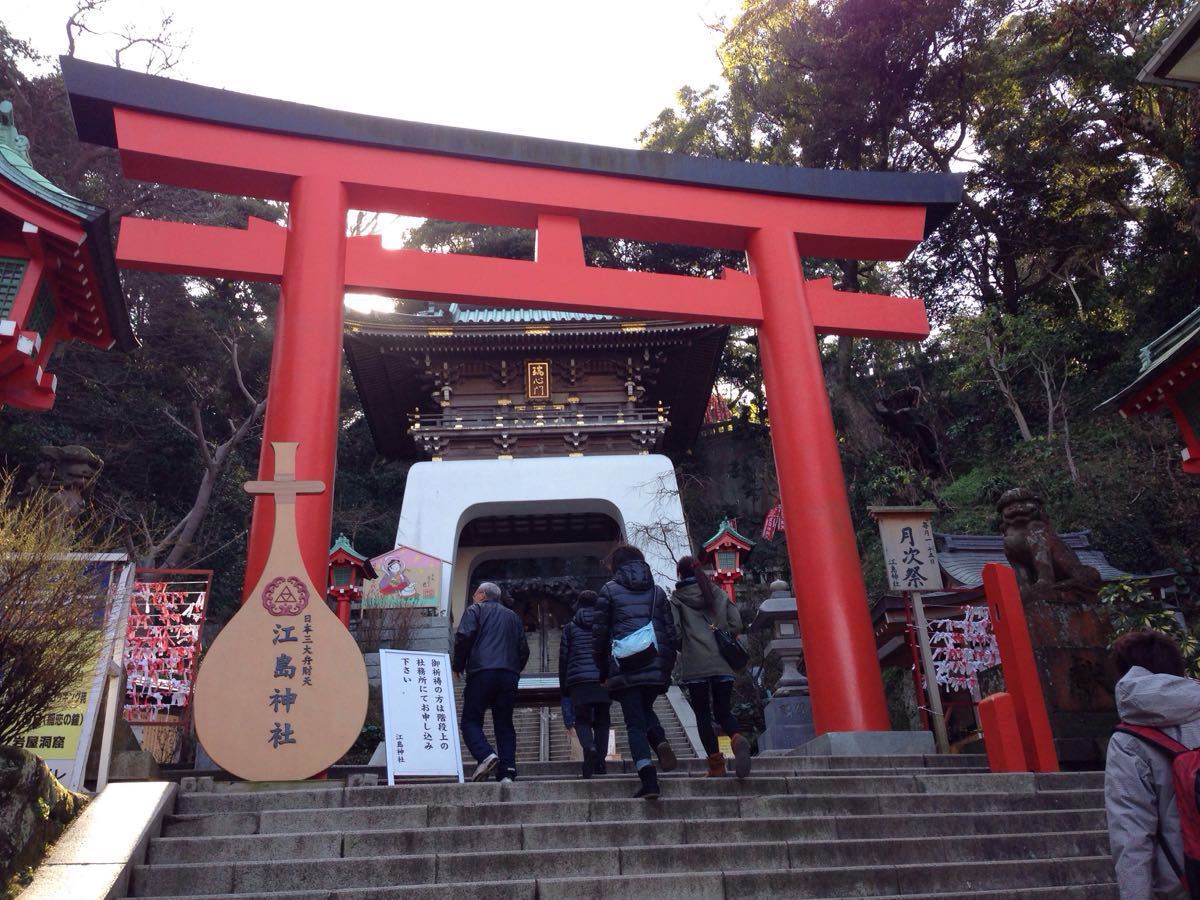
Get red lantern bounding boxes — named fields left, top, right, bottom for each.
left=326, top=534, right=375, bottom=628
left=701, top=518, right=754, bottom=604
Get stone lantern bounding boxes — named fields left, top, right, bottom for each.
left=749, top=579, right=816, bottom=750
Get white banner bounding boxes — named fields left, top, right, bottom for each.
left=379, top=650, right=464, bottom=784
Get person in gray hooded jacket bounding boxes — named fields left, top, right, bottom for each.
left=1105, top=629, right=1200, bottom=899
left=670, top=555, right=751, bottom=778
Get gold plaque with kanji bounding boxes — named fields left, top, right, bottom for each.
left=525, top=361, right=551, bottom=400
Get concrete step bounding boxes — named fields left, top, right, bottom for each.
left=129, top=748, right=1113, bottom=898
left=148, top=816, right=1109, bottom=865
left=171, top=772, right=1100, bottom=815
left=129, top=833, right=1112, bottom=896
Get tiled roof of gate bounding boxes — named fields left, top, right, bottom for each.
left=448, top=305, right=615, bottom=324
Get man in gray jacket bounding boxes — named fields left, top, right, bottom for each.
left=1106, top=629, right=1200, bottom=899
left=453, top=582, right=529, bottom=782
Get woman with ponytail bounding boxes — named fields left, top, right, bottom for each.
left=670, top=555, right=751, bottom=778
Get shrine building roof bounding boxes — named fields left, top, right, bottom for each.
left=935, top=531, right=1161, bottom=587
left=1102, top=305, right=1200, bottom=415
left=0, top=101, right=134, bottom=352
left=60, top=56, right=963, bottom=237
left=343, top=304, right=726, bottom=459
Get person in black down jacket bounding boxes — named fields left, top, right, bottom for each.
left=453, top=582, right=530, bottom=783
left=558, top=590, right=611, bottom=779
left=592, top=544, right=679, bottom=799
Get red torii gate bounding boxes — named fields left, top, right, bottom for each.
left=63, top=57, right=962, bottom=736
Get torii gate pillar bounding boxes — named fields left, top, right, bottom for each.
left=749, top=228, right=890, bottom=730
left=246, top=177, right=347, bottom=581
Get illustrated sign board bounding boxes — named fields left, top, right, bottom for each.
left=124, top=570, right=211, bottom=726
left=869, top=506, right=944, bottom=592
left=192, top=442, right=368, bottom=781
left=379, top=650, right=464, bottom=784
left=12, top=554, right=134, bottom=790
left=366, top=546, right=442, bottom=609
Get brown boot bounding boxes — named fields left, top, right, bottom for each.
left=704, top=751, right=726, bottom=777
left=731, top=733, right=752, bottom=779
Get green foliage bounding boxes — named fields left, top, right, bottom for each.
left=1100, top=577, right=1200, bottom=677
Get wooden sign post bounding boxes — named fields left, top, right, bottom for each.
left=193, top=442, right=368, bottom=781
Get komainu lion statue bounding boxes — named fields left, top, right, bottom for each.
left=997, top=487, right=1102, bottom=605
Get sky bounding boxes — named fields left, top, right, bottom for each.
left=4, top=0, right=742, bottom=147
left=4, top=0, right=745, bottom=310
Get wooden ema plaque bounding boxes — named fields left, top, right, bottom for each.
left=193, top=442, right=368, bottom=780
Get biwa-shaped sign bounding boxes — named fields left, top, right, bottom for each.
left=193, top=442, right=368, bottom=780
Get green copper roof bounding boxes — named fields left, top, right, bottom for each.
left=1139, top=306, right=1200, bottom=373
left=328, top=532, right=368, bottom=561
left=449, top=304, right=615, bottom=324
left=1103, top=305, right=1200, bottom=410
left=702, top=517, right=754, bottom=550
left=0, top=100, right=97, bottom=219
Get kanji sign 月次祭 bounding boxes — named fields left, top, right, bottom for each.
left=870, top=505, right=944, bottom=593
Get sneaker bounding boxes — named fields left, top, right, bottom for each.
left=499, top=776, right=514, bottom=784
left=655, top=741, right=677, bottom=772
left=731, top=733, right=752, bottom=779
left=633, top=765, right=660, bottom=800
left=471, top=753, right=498, bottom=782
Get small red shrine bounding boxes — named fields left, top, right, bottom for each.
left=327, top=532, right=375, bottom=627
left=702, top=518, right=754, bottom=603
left=0, top=100, right=133, bottom=411
left=1105, top=307, right=1200, bottom=474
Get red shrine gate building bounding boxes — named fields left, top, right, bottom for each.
left=62, top=57, right=962, bottom=740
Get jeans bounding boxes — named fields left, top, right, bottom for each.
left=686, top=677, right=738, bottom=756
left=573, top=701, right=611, bottom=759
left=461, top=669, right=519, bottom=778
left=616, top=686, right=666, bottom=771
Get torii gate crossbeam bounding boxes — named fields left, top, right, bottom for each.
left=63, top=57, right=963, bottom=736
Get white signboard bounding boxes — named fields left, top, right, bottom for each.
left=872, top=508, right=944, bottom=592
left=379, top=650, right=464, bottom=784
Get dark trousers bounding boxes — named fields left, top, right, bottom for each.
left=573, top=701, right=611, bottom=759
left=686, top=678, right=738, bottom=756
left=461, top=669, right=519, bottom=777
left=616, top=686, right=666, bottom=770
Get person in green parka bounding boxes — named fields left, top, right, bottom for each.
left=669, top=555, right=751, bottom=778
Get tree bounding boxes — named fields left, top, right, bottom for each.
left=0, top=479, right=114, bottom=745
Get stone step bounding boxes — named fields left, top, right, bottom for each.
left=129, top=831, right=1111, bottom=897
left=148, top=813, right=1110, bottom=864
left=172, top=773, right=1100, bottom=815
left=166, top=796, right=1104, bottom=840
left=161, top=805, right=1106, bottom=843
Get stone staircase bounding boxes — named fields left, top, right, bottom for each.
left=127, top=754, right=1116, bottom=898
left=453, top=682, right=696, bottom=765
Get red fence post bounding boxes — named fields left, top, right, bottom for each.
left=978, top=692, right=1027, bottom=772
left=982, top=562, right=1059, bottom=772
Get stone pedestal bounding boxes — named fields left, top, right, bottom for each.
left=758, top=694, right=816, bottom=752
left=794, top=729, right=935, bottom=757
left=1024, top=600, right=1116, bottom=764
